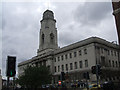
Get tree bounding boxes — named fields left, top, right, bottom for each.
left=17, top=65, right=52, bottom=89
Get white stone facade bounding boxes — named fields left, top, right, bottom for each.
left=18, top=10, right=120, bottom=83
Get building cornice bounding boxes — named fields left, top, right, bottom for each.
left=54, top=37, right=119, bottom=55
left=18, top=51, right=54, bottom=67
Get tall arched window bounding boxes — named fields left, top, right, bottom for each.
left=50, top=33, right=54, bottom=44
left=42, top=34, right=44, bottom=44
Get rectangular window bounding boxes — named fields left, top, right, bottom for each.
left=111, top=50, right=113, bottom=56
left=48, top=66, right=50, bottom=71
left=58, top=66, right=60, bottom=72
left=65, top=54, right=68, bottom=59
left=74, top=62, right=77, bottom=69
left=112, top=61, right=114, bottom=67
left=114, top=51, right=116, bottom=56
left=66, top=64, right=68, bottom=71
left=119, top=62, right=120, bottom=67
left=74, top=52, right=77, bottom=57
left=101, top=56, right=105, bottom=66
left=109, top=60, right=111, bottom=67
left=96, top=47, right=100, bottom=54
left=55, top=66, right=56, bottom=72
left=85, top=60, right=88, bottom=67
left=79, top=50, right=82, bottom=55
left=43, top=61, right=46, bottom=66
left=116, top=61, right=118, bottom=67
left=108, top=50, right=110, bottom=55
left=101, top=48, right=103, bottom=53
left=79, top=61, right=82, bottom=68
left=84, top=49, right=87, bottom=54
left=55, top=58, right=56, bottom=62
left=62, top=65, right=64, bottom=71
left=58, top=56, right=60, bottom=61
left=61, top=55, right=64, bottom=60
left=70, top=63, right=73, bottom=70
left=69, top=53, right=72, bottom=58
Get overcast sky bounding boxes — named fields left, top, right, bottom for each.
left=1, top=0, right=118, bottom=78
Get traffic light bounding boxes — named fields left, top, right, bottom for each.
left=97, top=65, right=102, bottom=75
left=91, top=66, right=96, bottom=74
left=61, top=72, right=65, bottom=80
left=6, top=56, right=16, bottom=77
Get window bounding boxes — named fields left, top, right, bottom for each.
left=55, top=58, right=56, bottom=62
left=119, top=62, right=120, bottom=67
left=85, top=60, right=88, bottom=67
left=69, top=53, right=72, bottom=58
left=101, top=48, right=103, bottom=53
left=117, top=77, right=119, bottom=80
left=65, top=54, right=68, bottom=59
left=79, top=50, right=82, bottom=55
left=101, top=56, right=105, bottom=66
left=116, top=61, right=118, bottom=67
left=50, top=33, right=54, bottom=44
left=79, top=61, right=82, bottom=68
left=108, top=50, right=110, bottom=55
left=114, top=51, right=116, bottom=56
left=70, top=63, right=73, bottom=70
left=111, top=50, right=113, bottom=56
left=74, top=52, right=77, bottom=57
left=74, top=62, right=77, bottom=69
left=113, top=77, right=115, bottom=80
left=112, top=61, right=114, bottom=67
left=43, top=61, right=46, bottom=66
left=109, top=77, right=112, bottom=81
left=61, top=55, right=64, bottom=60
left=35, top=62, right=38, bottom=67
left=48, top=66, right=50, bottom=71
left=66, top=64, right=68, bottom=71
left=55, top=66, right=56, bottom=72
left=84, top=49, right=87, bottom=54
left=109, top=60, right=111, bottom=67
left=58, top=56, right=60, bottom=61
left=42, top=34, right=44, bottom=44
left=58, top=66, right=60, bottom=72
left=96, top=47, right=100, bottom=54
left=62, top=65, right=64, bottom=71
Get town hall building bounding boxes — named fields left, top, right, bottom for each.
left=18, top=10, right=120, bottom=84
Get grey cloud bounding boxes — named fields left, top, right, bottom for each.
left=74, top=2, right=112, bottom=26
left=2, top=2, right=41, bottom=76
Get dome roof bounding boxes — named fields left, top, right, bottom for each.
left=43, top=10, right=54, bottom=20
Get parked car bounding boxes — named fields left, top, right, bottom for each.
left=102, top=81, right=114, bottom=90
left=89, top=84, right=101, bottom=90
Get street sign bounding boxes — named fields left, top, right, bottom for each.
left=58, top=81, right=61, bottom=85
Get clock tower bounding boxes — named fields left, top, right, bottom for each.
left=38, top=10, right=58, bottom=55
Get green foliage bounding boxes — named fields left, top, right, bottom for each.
left=17, top=65, right=52, bottom=89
